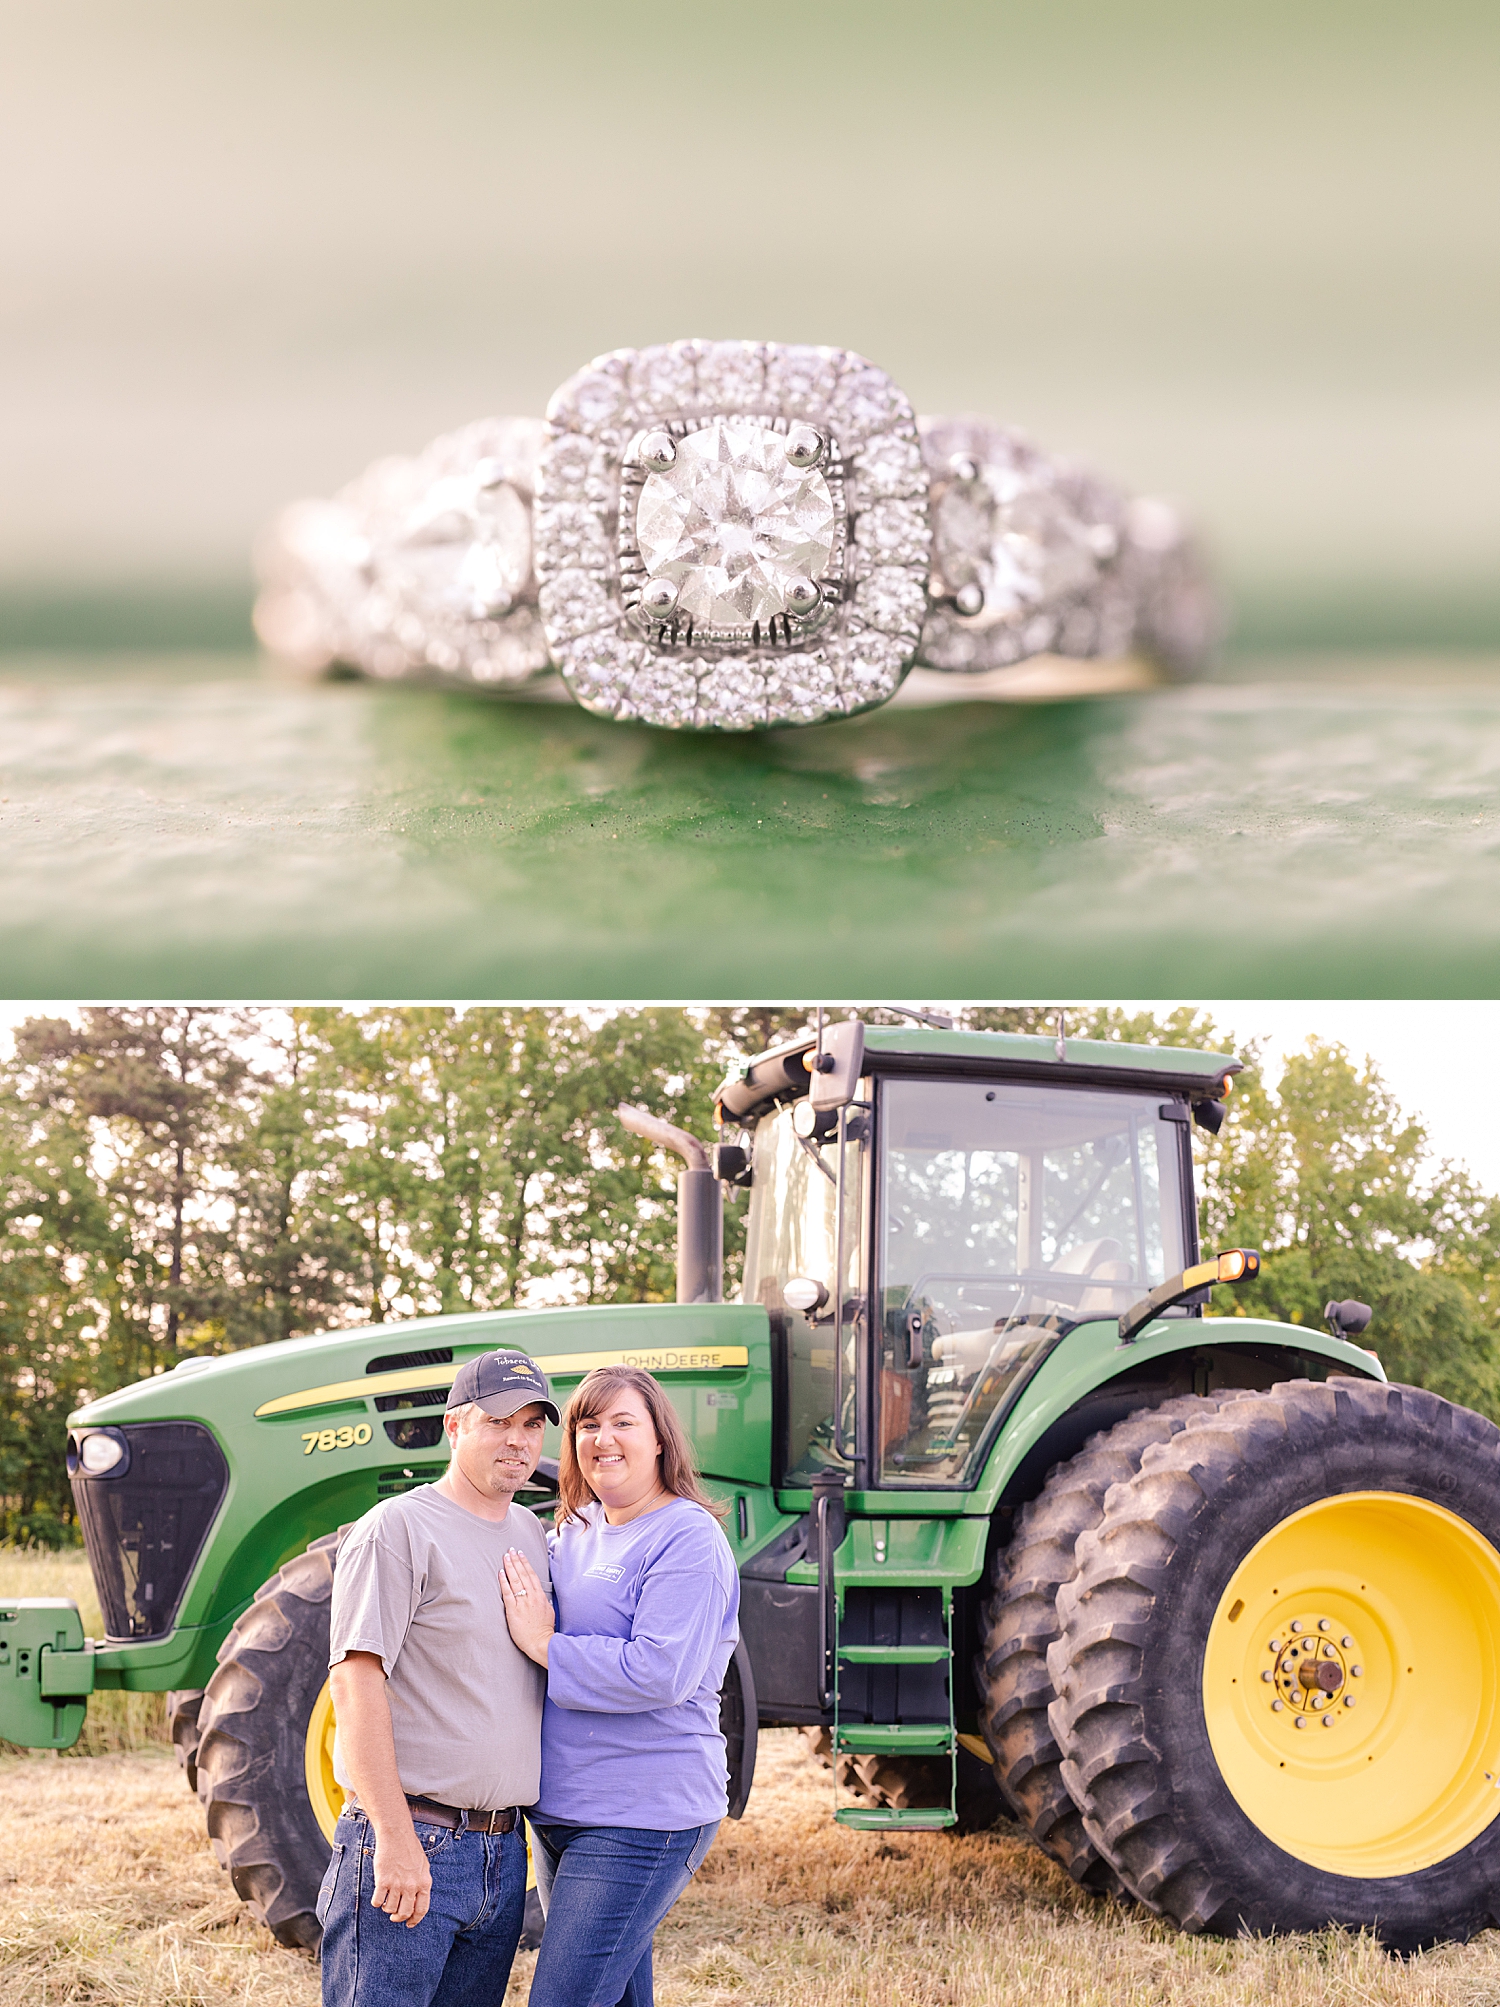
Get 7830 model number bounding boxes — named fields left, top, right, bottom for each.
left=302, top=1423, right=374, bottom=1454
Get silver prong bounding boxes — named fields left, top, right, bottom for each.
left=641, top=577, right=679, bottom=617
left=785, top=425, right=824, bottom=470
left=639, top=432, right=677, bottom=474
left=954, top=581, right=984, bottom=616
left=784, top=576, right=822, bottom=617
left=948, top=453, right=980, bottom=484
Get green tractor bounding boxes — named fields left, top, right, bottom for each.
left=7, top=1020, right=1500, bottom=1954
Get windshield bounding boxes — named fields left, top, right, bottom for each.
left=877, top=1077, right=1188, bottom=1485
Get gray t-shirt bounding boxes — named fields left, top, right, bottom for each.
left=328, top=1483, right=550, bottom=1810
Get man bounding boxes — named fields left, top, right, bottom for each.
left=319, top=1349, right=560, bottom=2007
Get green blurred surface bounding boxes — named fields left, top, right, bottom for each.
left=3, top=653, right=1498, bottom=996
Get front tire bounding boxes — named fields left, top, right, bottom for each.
left=194, top=1529, right=348, bottom=1950
left=167, top=1688, right=206, bottom=1796
left=1048, top=1379, right=1500, bottom=1949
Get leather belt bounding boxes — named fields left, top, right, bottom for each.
left=345, top=1794, right=519, bottom=1835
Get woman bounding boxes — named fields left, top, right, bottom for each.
left=498, top=1364, right=740, bottom=2007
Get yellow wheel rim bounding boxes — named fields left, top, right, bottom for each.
left=302, top=1680, right=532, bottom=1888
left=1204, top=1491, right=1500, bottom=1876
left=304, top=1678, right=346, bottom=1844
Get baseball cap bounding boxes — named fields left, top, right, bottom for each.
left=446, top=1349, right=560, bottom=1425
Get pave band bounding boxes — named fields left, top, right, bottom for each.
left=254, top=342, right=1218, bottom=732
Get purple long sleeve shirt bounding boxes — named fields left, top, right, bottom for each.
left=534, top=1497, right=740, bottom=1829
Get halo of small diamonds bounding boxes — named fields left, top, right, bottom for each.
left=536, top=341, right=930, bottom=730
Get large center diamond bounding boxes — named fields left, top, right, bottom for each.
left=635, top=419, right=836, bottom=627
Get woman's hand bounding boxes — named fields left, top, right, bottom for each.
left=500, top=1548, right=555, bottom=1667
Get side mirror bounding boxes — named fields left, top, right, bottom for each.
left=1118, top=1248, right=1261, bottom=1346
left=807, top=1018, right=865, bottom=1112
left=783, top=1277, right=829, bottom=1315
left=1325, top=1299, right=1373, bottom=1338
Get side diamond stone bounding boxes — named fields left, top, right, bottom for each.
left=831, top=627, right=910, bottom=707
left=561, top=632, right=650, bottom=716
left=546, top=356, right=628, bottom=434
left=536, top=434, right=613, bottom=506
left=764, top=343, right=841, bottom=416
left=830, top=364, right=912, bottom=447
left=856, top=566, right=927, bottom=637
left=539, top=568, right=614, bottom=643
left=618, top=656, right=702, bottom=729
left=851, top=432, right=926, bottom=502
left=533, top=502, right=611, bottom=576
left=760, top=651, right=843, bottom=726
left=697, top=341, right=767, bottom=413
left=630, top=343, right=699, bottom=415
left=694, top=658, right=769, bottom=731
left=855, top=499, right=930, bottom=566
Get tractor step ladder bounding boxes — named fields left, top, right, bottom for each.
left=832, top=1613, right=957, bottom=1830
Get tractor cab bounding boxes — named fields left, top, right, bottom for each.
left=720, top=1020, right=1234, bottom=1496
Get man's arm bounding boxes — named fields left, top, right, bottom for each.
left=328, top=1651, right=431, bottom=1928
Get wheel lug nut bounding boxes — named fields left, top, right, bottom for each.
left=1351, top=1665, right=1363, bottom=1677
left=1261, top=1670, right=1273, bottom=1682
left=1341, top=1636, right=1354, bottom=1649
left=1291, top=1621, right=1304, bottom=1634
left=1319, top=1619, right=1331, bottom=1632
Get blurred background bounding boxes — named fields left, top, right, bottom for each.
left=1, top=0, right=1497, bottom=991
left=5, top=0, right=1496, bottom=647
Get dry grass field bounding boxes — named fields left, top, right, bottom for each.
left=9, top=1541, right=1500, bottom=2006
left=8, top=1734, right=1500, bottom=2007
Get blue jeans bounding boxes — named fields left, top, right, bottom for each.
left=528, top=1820, right=720, bottom=2007
left=318, top=1807, right=526, bottom=2007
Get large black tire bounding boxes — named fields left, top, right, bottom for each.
left=800, top=1726, right=1009, bottom=1832
left=195, top=1528, right=348, bottom=1950
left=1048, top=1379, right=1500, bottom=1950
left=166, top=1687, right=206, bottom=1796
left=977, top=1392, right=1252, bottom=1893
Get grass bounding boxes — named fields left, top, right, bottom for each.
left=6, top=1732, right=1500, bottom=2007
left=0, top=1543, right=169, bottom=1756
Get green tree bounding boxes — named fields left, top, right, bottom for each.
left=0, top=1087, right=120, bottom=1540
left=13, top=1010, right=257, bottom=1378
left=1199, top=1038, right=1500, bottom=1418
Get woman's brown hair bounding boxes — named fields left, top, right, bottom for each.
left=556, top=1366, right=728, bottom=1526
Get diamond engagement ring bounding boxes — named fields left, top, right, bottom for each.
left=254, top=341, right=1218, bottom=732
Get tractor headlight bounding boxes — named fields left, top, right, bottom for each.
left=78, top=1430, right=129, bottom=1476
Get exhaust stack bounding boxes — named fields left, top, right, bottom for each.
left=616, top=1104, right=723, bottom=1304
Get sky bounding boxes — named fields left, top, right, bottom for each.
left=0, top=1001, right=1496, bottom=1194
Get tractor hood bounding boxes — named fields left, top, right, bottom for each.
left=70, top=1299, right=768, bottom=1451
